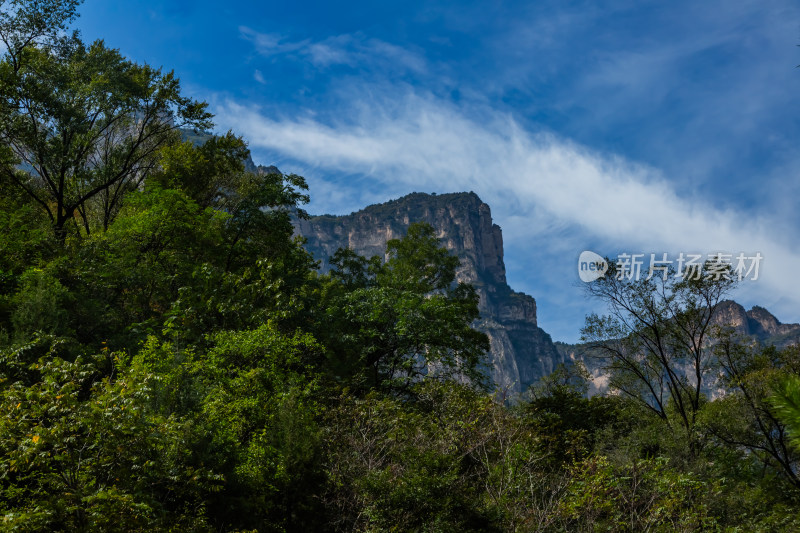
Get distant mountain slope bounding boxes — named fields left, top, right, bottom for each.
left=294, top=192, right=567, bottom=394
left=556, top=299, right=800, bottom=396
left=712, top=300, right=800, bottom=348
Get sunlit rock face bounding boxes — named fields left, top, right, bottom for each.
left=713, top=300, right=800, bottom=348
left=293, top=191, right=565, bottom=395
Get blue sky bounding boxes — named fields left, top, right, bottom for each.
left=79, top=0, right=800, bottom=342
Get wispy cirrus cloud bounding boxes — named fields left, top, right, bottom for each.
left=213, top=93, right=744, bottom=250
left=212, top=90, right=800, bottom=340
left=218, top=0, right=800, bottom=341
left=74, top=0, right=800, bottom=341
left=239, top=26, right=427, bottom=74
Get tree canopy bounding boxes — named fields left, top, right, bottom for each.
left=0, top=2, right=211, bottom=240
left=1, top=1, right=800, bottom=530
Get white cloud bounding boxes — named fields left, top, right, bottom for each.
left=239, top=26, right=307, bottom=56
left=212, top=91, right=800, bottom=333
left=239, top=26, right=426, bottom=74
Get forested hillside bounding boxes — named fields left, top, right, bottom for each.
left=2, top=2, right=800, bottom=531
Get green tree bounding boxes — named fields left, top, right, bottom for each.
left=558, top=455, right=719, bottom=531
left=771, top=374, right=800, bottom=454
left=0, top=0, right=81, bottom=72
left=60, top=187, right=228, bottom=350
left=702, top=337, right=800, bottom=489
left=319, top=222, right=490, bottom=393
left=0, top=180, right=56, bottom=337
left=0, top=348, right=217, bottom=531
left=582, top=260, right=736, bottom=452
left=0, top=23, right=211, bottom=240
left=34, top=161, right=312, bottom=353
left=131, top=323, right=326, bottom=532
left=525, top=362, right=624, bottom=465
left=322, top=382, right=511, bottom=531
left=150, top=131, right=250, bottom=209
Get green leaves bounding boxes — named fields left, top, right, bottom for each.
left=181, top=323, right=326, bottom=530
left=0, top=0, right=82, bottom=71
left=559, top=456, right=719, bottom=532
left=0, top=32, right=212, bottom=238
left=322, top=382, right=501, bottom=531
left=9, top=268, right=72, bottom=340
left=320, top=222, right=489, bottom=393
left=0, top=351, right=217, bottom=530
left=769, top=374, right=800, bottom=453
left=380, top=222, right=459, bottom=293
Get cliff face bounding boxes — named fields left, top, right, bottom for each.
left=294, top=192, right=564, bottom=394
left=713, top=300, right=800, bottom=348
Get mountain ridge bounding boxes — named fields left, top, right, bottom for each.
left=713, top=300, right=800, bottom=348
left=293, top=191, right=567, bottom=394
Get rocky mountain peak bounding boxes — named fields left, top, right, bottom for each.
left=294, top=191, right=565, bottom=394
left=297, top=192, right=507, bottom=288
left=713, top=300, right=751, bottom=335
left=746, top=306, right=782, bottom=336
left=711, top=300, right=800, bottom=347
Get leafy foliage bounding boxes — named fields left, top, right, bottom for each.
left=0, top=23, right=211, bottom=239
left=318, top=223, right=490, bottom=393
left=769, top=374, right=800, bottom=453
left=1, top=1, right=799, bottom=530
left=0, top=349, right=217, bottom=531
